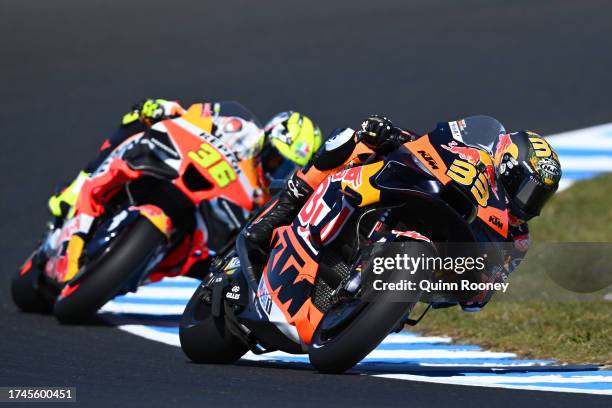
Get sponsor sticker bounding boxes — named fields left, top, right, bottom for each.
left=448, top=121, right=463, bottom=142
left=257, top=279, right=273, bottom=315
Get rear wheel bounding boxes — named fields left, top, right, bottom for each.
left=53, top=217, right=165, bottom=324
left=179, top=284, right=248, bottom=364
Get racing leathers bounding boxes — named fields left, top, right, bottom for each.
left=48, top=99, right=185, bottom=218
left=459, top=216, right=529, bottom=311
left=50, top=98, right=266, bottom=283
left=244, top=115, right=531, bottom=311
left=244, top=116, right=400, bottom=249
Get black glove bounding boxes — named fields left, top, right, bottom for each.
left=359, top=115, right=394, bottom=150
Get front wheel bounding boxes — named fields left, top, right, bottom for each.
left=53, top=217, right=166, bottom=323
left=309, top=298, right=413, bottom=373
left=309, top=241, right=428, bottom=373
left=11, top=251, right=54, bottom=314
left=179, top=284, right=248, bottom=364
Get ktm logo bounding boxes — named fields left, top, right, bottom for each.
left=488, top=215, right=504, bottom=229
left=417, top=150, right=439, bottom=169
left=266, top=229, right=313, bottom=317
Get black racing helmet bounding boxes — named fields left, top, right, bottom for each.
left=493, top=131, right=562, bottom=220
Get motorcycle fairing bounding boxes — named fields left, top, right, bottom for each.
left=149, top=209, right=210, bottom=281
left=132, top=204, right=173, bottom=237
left=253, top=118, right=513, bottom=349
left=337, top=162, right=385, bottom=208
left=257, top=170, right=365, bottom=347
left=257, top=161, right=429, bottom=347
left=254, top=268, right=304, bottom=347
left=260, top=225, right=323, bottom=345
left=83, top=208, right=140, bottom=260
left=59, top=204, right=172, bottom=290
left=123, top=130, right=181, bottom=179
left=80, top=106, right=262, bottom=220
left=90, top=133, right=145, bottom=179
left=43, top=103, right=265, bottom=292
left=199, top=198, right=249, bottom=252
left=160, top=118, right=259, bottom=211
left=402, top=135, right=452, bottom=184
left=403, top=120, right=509, bottom=238
left=180, top=103, right=215, bottom=134
left=206, top=250, right=305, bottom=354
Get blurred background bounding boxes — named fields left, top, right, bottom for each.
left=2, top=0, right=612, bottom=249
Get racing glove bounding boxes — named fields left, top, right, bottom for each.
left=360, top=115, right=394, bottom=149
left=121, top=98, right=185, bottom=127
left=359, top=115, right=410, bottom=153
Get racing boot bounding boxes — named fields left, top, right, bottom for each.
left=243, top=171, right=313, bottom=262
left=48, top=171, right=90, bottom=218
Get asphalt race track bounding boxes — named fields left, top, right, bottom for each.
left=1, top=1, right=612, bottom=406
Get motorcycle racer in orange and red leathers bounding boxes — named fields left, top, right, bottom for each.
left=243, top=115, right=562, bottom=310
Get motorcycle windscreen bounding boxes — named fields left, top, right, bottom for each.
left=442, top=116, right=506, bottom=154
left=214, top=101, right=262, bottom=128
left=212, top=101, right=265, bottom=161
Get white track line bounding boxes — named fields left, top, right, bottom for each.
left=244, top=349, right=516, bottom=360
left=101, top=302, right=185, bottom=315
left=373, top=374, right=612, bottom=396
left=547, top=123, right=612, bottom=149
left=383, top=334, right=452, bottom=344
left=120, top=325, right=180, bottom=347
left=553, top=156, right=612, bottom=171
left=121, top=287, right=196, bottom=300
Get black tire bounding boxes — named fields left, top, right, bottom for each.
left=11, top=252, right=54, bottom=314
left=309, top=298, right=413, bottom=373
left=309, top=241, right=428, bottom=373
left=53, top=217, right=165, bottom=324
left=179, top=285, right=248, bottom=364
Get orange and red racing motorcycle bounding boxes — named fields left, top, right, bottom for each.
left=12, top=102, right=267, bottom=323
left=180, top=116, right=516, bottom=373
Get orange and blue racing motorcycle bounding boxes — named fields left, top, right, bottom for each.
left=180, top=116, right=517, bottom=373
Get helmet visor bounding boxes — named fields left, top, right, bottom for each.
left=514, top=176, right=556, bottom=217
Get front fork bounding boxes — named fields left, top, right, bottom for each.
left=333, top=208, right=432, bottom=319
left=199, top=253, right=265, bottom=352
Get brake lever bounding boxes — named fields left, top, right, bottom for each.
left=391, top=126, right=416, bottom=144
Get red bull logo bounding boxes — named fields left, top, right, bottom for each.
left=441, top=141, right=483, bottom=166
left=391, top=230, right=431, bottom=242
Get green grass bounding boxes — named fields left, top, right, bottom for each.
left=411, top=174, right=612, bottom=365
left=413, top=302, right=612, bottom=365
left=530, top=174, right=612, bottom=242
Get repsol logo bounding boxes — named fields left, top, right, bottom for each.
left=417, top=150, right=439, bottom=170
